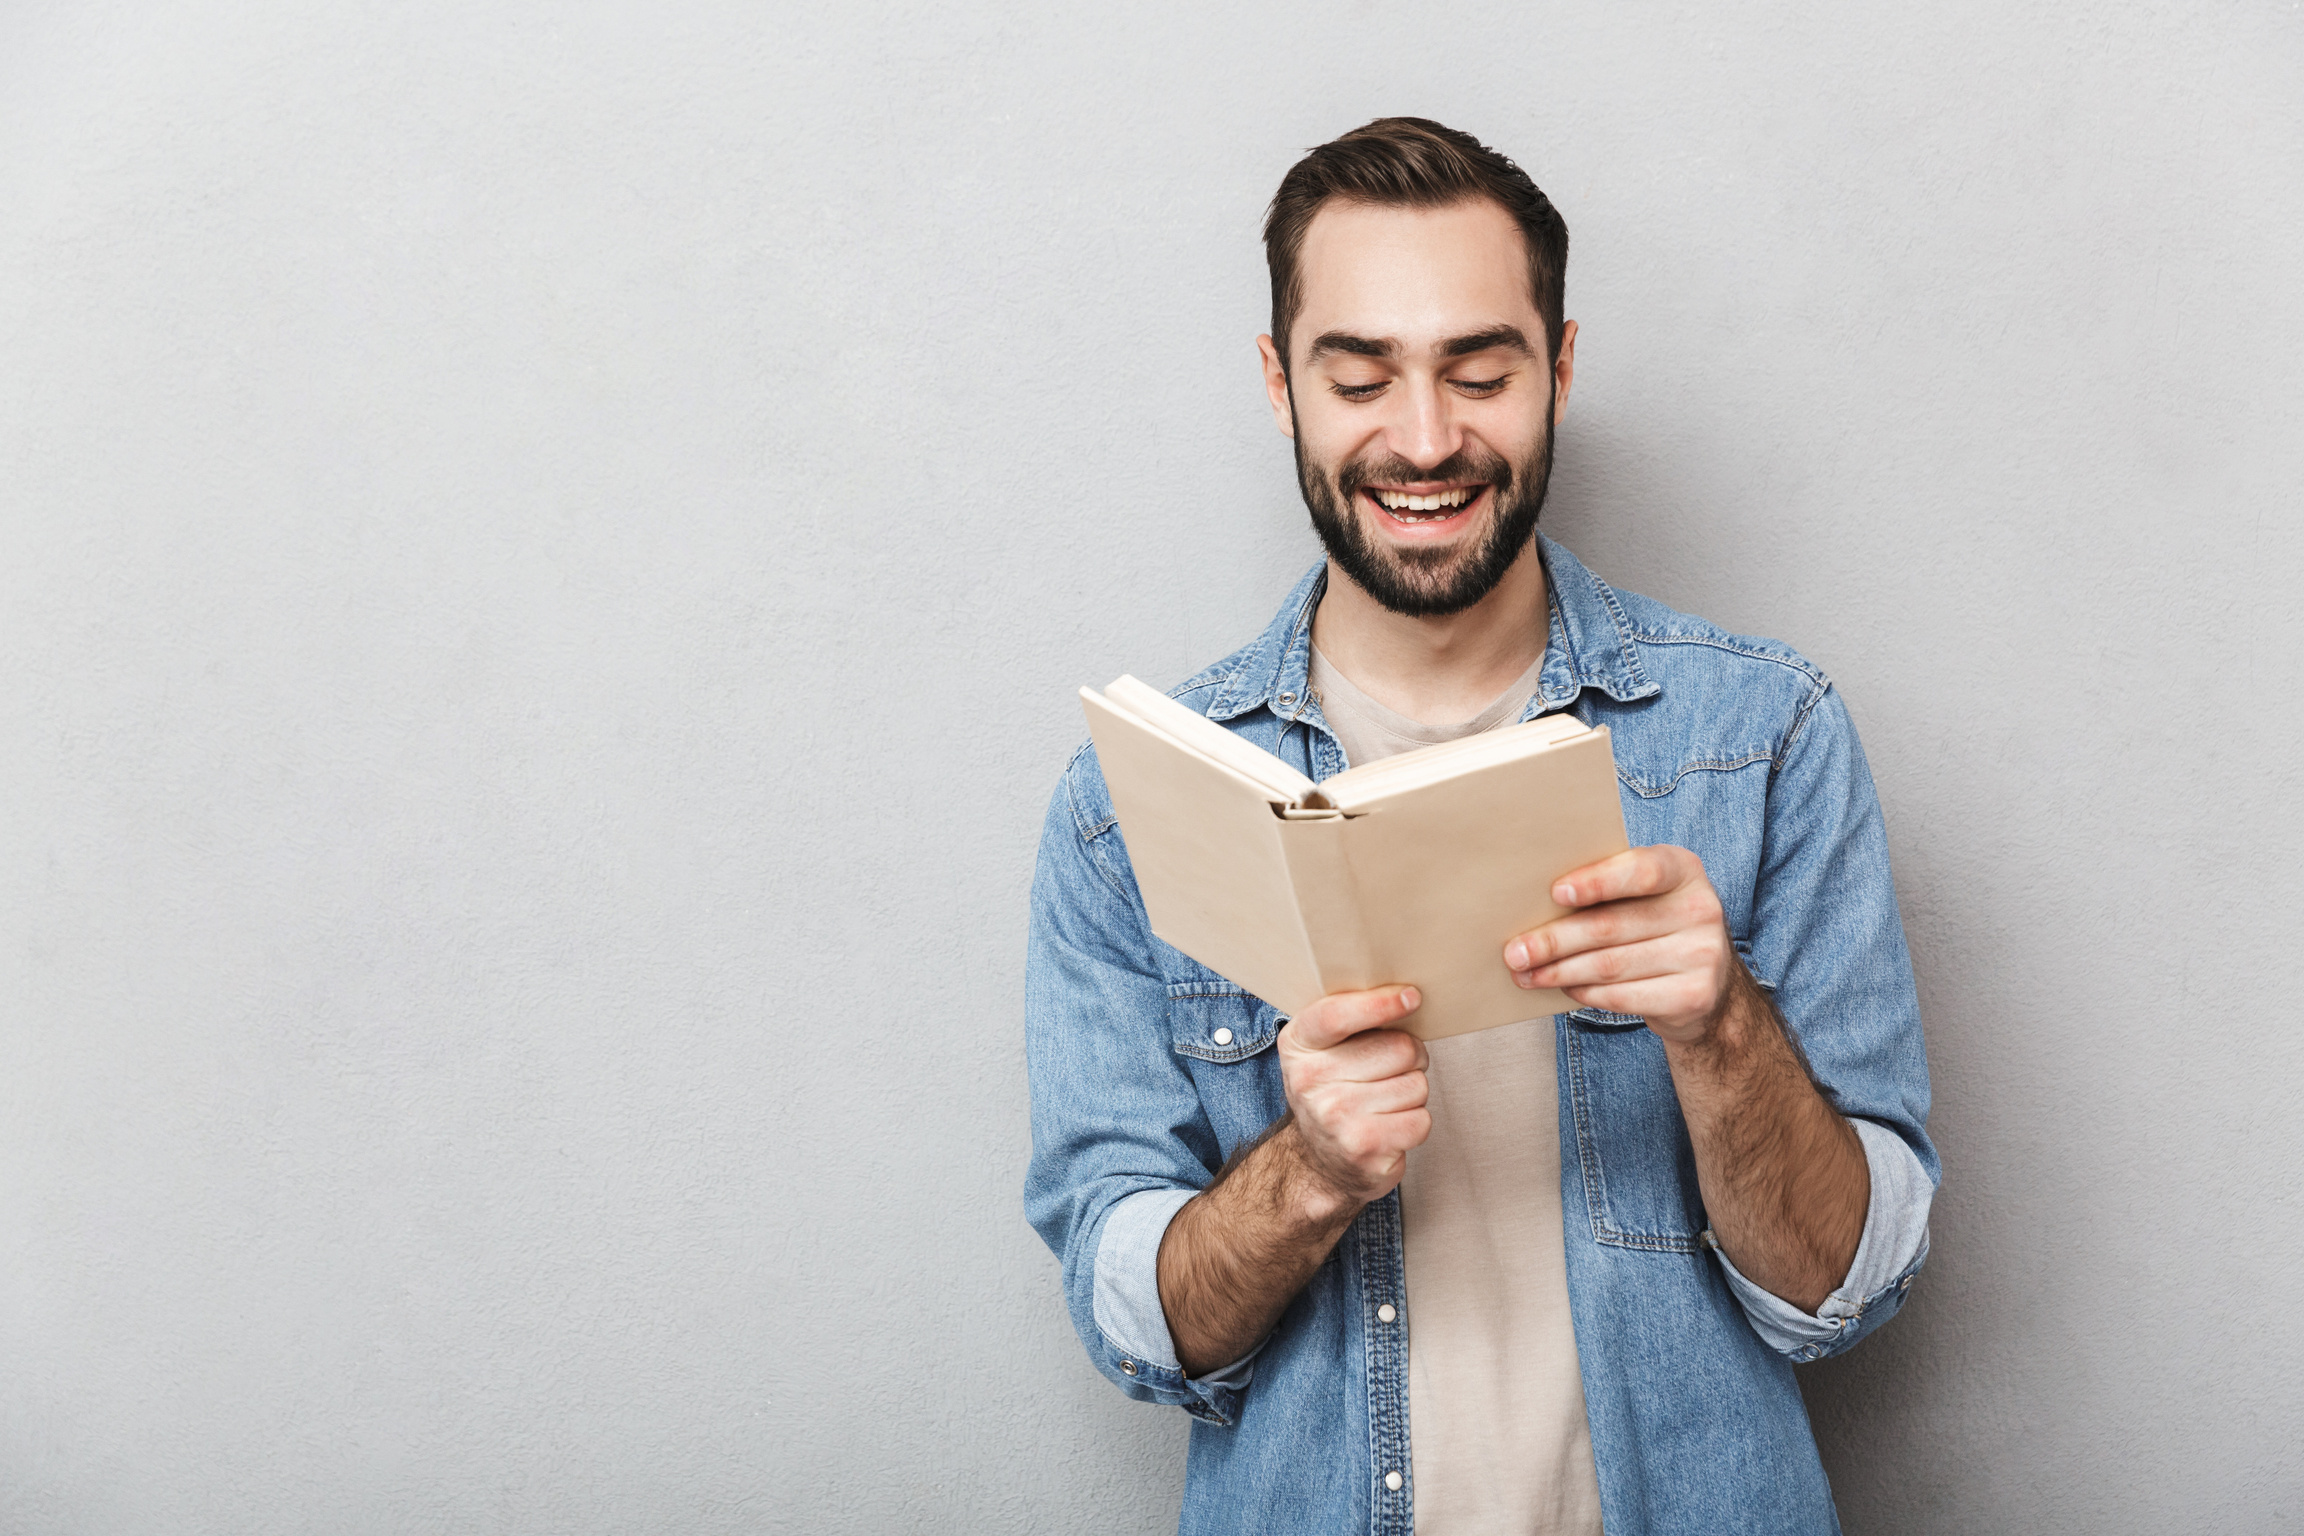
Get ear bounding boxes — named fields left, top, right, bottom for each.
left=1552, top=319, right=1578, bottom=423
left=1256, top=335, right=1296, bottom=440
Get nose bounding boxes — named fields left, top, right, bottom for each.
left=1386, top=374, right=1466, bottom=472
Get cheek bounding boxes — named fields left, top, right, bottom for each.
left=1293, top=397, right=1386, bottom=466
left=1305, top=444, right=1376, bottom=508
left=1482, top=409, right=1552, bottom=470
left=1310, top=434, right=1372, bottom=490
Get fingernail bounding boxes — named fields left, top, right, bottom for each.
left=1400, top=987, right=1420, bottom=1010
left=1513, top=971, right=1532, bottom=989
left=1552, top=882, right=1576, bottom=906
left=1505, top=940, right=1528, bottom=969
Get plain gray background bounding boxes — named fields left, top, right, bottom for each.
left=4, top=2, right=2300, bottom=1531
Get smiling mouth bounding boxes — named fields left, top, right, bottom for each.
left=1362, top=484, right=1488, bottom=527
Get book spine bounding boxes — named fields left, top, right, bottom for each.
left=1275, top=814, right=1381, bottom=996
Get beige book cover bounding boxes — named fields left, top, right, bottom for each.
left=1081, top=675, right=1631, bottom=1040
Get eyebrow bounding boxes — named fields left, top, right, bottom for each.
left=1441, top=324, right=1534, bottom=358
left=1304, top=324, right=1536, bottom=363
left=1305, top=331, right=1395, bottom=361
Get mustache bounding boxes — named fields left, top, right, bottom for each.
left=1335, top=446, right=1515, bottom=499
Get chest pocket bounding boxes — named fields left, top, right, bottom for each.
left=1560, top=940, right=1770, bottom=1252
left=1165, top=981, right=1287, bottom=1166
left=1563, top=1023, right=1705, bottom=1252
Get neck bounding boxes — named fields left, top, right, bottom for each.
left=1309, top=542, right=1549, bottom=725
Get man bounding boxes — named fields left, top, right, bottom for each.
left=1024, top=118, right=1935, bottom=1535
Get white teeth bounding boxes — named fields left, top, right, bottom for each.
left=1375, top=487, right=1473, bottom=513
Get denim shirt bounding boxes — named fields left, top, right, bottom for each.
left=1023, top=535, right=1937, bottom=1536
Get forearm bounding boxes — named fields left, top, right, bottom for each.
left=1156, top=1113, right=1361, bottom=1377
left=1665, top=967, right=1868, bottom=1313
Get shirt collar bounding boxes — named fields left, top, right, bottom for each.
left=1205, top=532, right=1659, bottom=725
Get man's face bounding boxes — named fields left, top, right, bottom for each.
left=1259, top=197, right=1575, bottom=617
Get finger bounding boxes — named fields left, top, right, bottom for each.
left=1338, top=1070, right=1429, bottom=1117
left=1549, top=845, right=1698, bottom=910
left=1288, top=985, right=1421, bottom=1052
left=1315, top=1028, right=1427, bottom=1084
left=1557, top=972, right=1719, bottom=1027
left=1514, top=932, right=1706, bottom=992
left=1512, top=847, right=1718, bottom=968
left=1506, top=893, right=1683, bottom=970
left=1331, top=1105, right=1434, bottom=1162
left=1365, top=1104, right=1433, bottom=1155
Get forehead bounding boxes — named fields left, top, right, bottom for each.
left=1292, top=197, right=1540, bottom=358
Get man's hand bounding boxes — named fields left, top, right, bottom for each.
left=1504, top=844, right=1734, bottom=1043
left=1157, top=985, right=1430, bottom=1376
left=1276, top=984, right=1433, bottom=1213
left=1504, top=845, right=1869, bottom=1314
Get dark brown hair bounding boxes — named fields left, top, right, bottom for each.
left=1263, top=117, right=1568, bottom=372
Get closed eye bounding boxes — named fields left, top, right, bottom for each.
left=1328, top=374, right=1513, bottom=401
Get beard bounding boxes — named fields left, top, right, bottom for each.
left=1292, top=408, right=1555, bottom=619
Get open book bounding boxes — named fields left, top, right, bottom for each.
left=1081, top=675, right=1630, bottom=1040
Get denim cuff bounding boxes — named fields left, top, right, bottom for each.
left=1092, top=1187, right=1264, bottom=1408
left=1709, top=1116, right=1934, bottom=1361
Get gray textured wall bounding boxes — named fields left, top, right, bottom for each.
left=4, top=3, right=2299, bottom=1531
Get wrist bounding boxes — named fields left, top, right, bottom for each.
left=1268, top=1120, right=1368, bottom=1231
left=1660, top=965, right=1762, bottom=1062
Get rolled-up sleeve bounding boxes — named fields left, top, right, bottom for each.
left=1093, top=1188, right=1264, bottom=1390
left=1708, top=1117, right=1932, bottom=1359
left=1719, top=683, right=1939, bottom=1362
left=1021, top=750, right=1251, bottom=1424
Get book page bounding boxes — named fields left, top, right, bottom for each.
left=1077, top=682, right=1626, bottom=1034
left=1320, top=713, right=1591, bottom=814
left=1080, top=689, right=1327, bottom=1011
left=1330, top=728, right=1628, bottom=1039
left=1097, top=676, right=1320, bottom=807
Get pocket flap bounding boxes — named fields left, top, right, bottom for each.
left=1166, top=984, right=1284, bottom=1063
left=1566, top=1005, right=1648, bottom=1030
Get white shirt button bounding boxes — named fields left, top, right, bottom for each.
left=1376, top=1304, right=1397, bottom=1323
left=1384, top=1470, right=1403, bottom=1491
left=1211, top=1028, right=1234, bottom=1046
